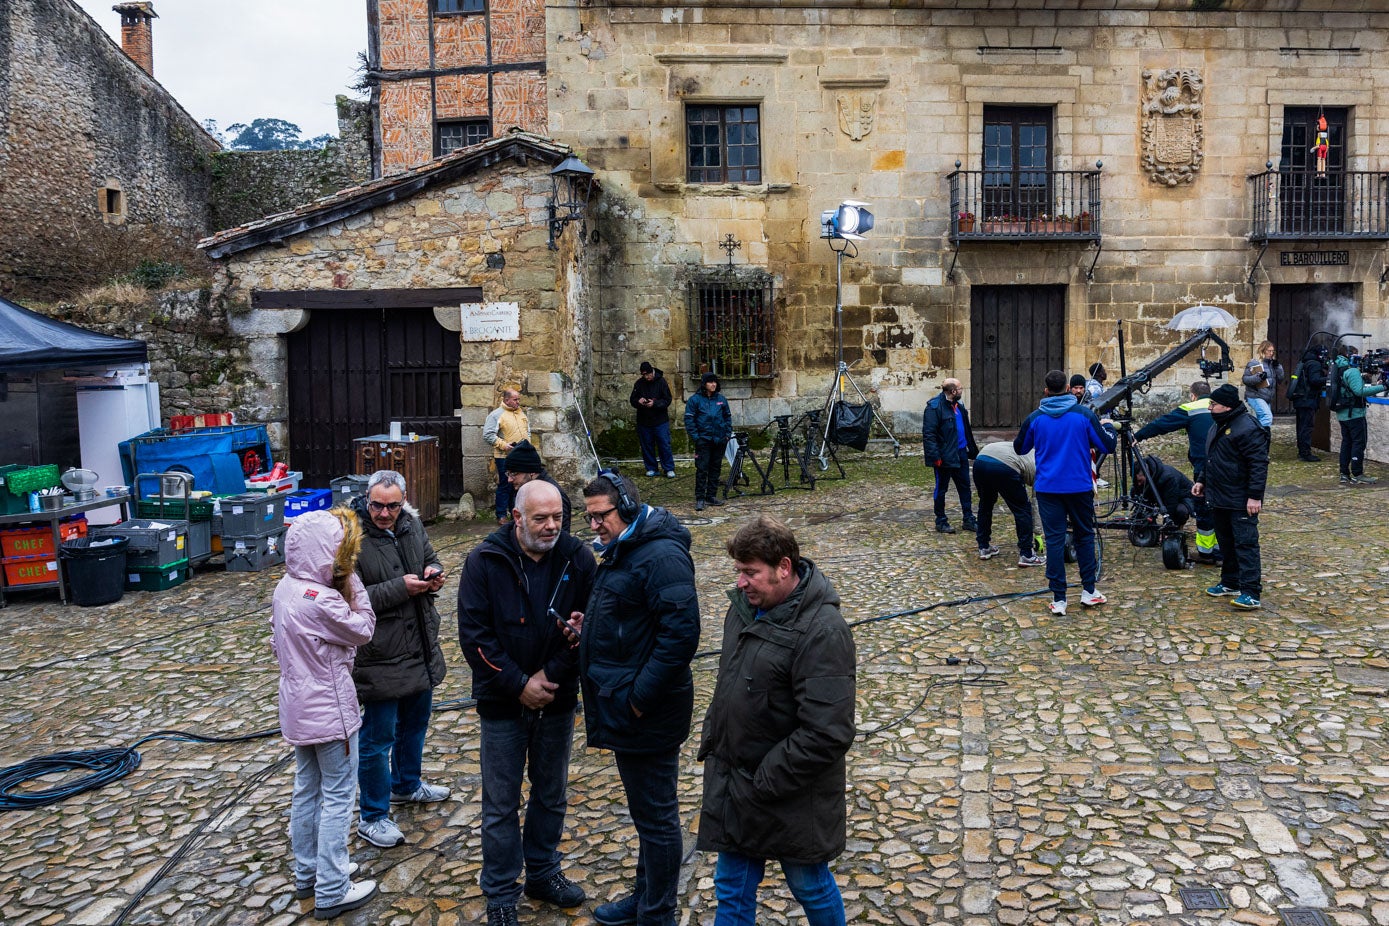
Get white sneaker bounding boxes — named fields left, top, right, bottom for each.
left=358, top=817, right=405, bottom=848
left=978, top=545, right=1000, bottom=560
left=390, top=781, right=451, bottom=803
left=315, top=879, right=378, bottom=920
left=1095, top=478, right=1109, bottom=488
left=1081, top=589, right=1107, bottom=607
left=645, top=470, right=656, bottom=477
left=295, top=862, right=360, bottom=900
left=1048, top=600, right=1067, bottom=615
left=665, top=470, right=676, bottom=478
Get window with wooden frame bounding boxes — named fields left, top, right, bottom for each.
left=982, top=105, right=1053, bottom=222
left=688, top=272, right=776, bottom=378
left=434, top=0, right=484, bottom=13
left=437, top=119, right=491, bottom=156
left=686, top=105, right=762, bottom=184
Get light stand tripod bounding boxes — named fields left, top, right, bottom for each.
left=816, top=236, right=901, bottom=468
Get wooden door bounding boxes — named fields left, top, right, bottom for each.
left=971, top=286, right=1066, bottom=428
left=1279, top=106, right=1348, bottom=235
left=1268, top=283, right=1352, bottom=448
left=287, top=308, right=463, bottom=498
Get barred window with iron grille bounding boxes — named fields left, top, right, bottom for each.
left=688, top=276, right=776, bottom=378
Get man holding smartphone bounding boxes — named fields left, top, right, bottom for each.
left=458, top=480, right=597, bottom=926
left=351, top=470, right=452, bottom=849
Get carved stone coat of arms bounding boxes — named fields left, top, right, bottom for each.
left=1141, top=68, right=1204, bottom=186
left=837, top=92, right=875, bottom=142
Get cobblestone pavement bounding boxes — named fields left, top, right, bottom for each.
left=2, top=427, right=1387, bottom=925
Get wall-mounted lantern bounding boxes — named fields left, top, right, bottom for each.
left=548, top=156, right=595, bottom=250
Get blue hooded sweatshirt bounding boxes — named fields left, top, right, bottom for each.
left=1014, top=394, right=1116, bottom=494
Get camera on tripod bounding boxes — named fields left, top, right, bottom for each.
left=772, top=414, right=794, bottom=427
left=1349, top=347, right=1389, bottom=379
left=1197, top=357, right=1233, bottom=378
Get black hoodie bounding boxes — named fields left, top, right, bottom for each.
left=630, top=367, right=673, bottom=428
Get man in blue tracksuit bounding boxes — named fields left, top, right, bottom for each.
left=1014, top=370, right=1116, bottom=615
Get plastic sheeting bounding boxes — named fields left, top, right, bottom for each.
left=0, top=296, right=147, bottom=372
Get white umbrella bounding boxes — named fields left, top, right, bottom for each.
left=1166, top=304, right=1239, bottom=330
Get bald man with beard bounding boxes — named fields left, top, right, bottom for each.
left=458, top=481, right=598, bottom=926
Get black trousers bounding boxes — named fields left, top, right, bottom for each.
left=1212, top=507, right=1261, bottom=599
left=973, top=456, right=1032, bottom=555
left=694, top=439, right=726, bottom=501
left=1339, top=416, right=1368, bottom=477
left=1294, top=404, right=1318, bottom=457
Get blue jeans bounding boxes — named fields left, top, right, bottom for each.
left=932, top=463, right=973, bottom=526
left=714, top=851, right=845, bottom=926
left=479, top=707, right=576, bottom=904
left=1034, top=490, right=1098, bottom=601
left=1247, top=397, right=1272, bottom=428
left=292, top=732, right=359, bottom=906
left=615, top=749, right=683, bottom=926
left=359, top=688, right=433, bottom=822
left=638, top=422, right=675, bottom=474
left=494, top=457, right=513, bottom=520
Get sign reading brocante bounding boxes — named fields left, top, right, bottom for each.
left=1280, top=251, right=1350, bottom=267
left=461, top=302, right=520, bottom=341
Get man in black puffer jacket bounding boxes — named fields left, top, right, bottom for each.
left=1193, top=384, right=1269, bottom=610
left=352, top=471, right=450, bottom=850
left=697, top=515, right=856, bottom=926
left=577, top=473, right=699, bottom=926
left=459, top=480, right=597, bottom=925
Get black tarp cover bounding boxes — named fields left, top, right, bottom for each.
left=0, top=296, right=148, bottom=372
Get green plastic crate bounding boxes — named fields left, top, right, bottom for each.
left=6, top=464, right=61, bottom=495
left=126, top=557, right=190, bottom=592
left=0, top=464, right=26, bottom=515
left=137, top=498, right=215, bottom=521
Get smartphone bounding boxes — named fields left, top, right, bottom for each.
left=550, top=608, right=581, bottom=637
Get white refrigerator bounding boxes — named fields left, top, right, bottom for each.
left=74, top=366, right=161, bottom=525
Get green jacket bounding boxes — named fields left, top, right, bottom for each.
left=1333, top=357, right=1387, bottom=422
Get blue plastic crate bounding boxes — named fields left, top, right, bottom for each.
left=284, top=489, right=332, bottom=520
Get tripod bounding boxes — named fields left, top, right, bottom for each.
left=762, top=415, right=817, bottom=492
left=722, top=431, right=772, bottom=499
left=801, top=409, right=844, bottom=479
left=815, top=239, right=901, bottom=467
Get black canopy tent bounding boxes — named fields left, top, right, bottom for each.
left=0, top=296, right=147, bottom=372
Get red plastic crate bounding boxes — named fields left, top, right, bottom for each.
left=2, top=553, right=58, bottom=587
left=0, top=517, right=88, bottom=559
left=169, top=413, right=235, bottom=431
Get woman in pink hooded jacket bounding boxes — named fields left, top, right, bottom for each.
left=270, top=508, right=378, bottom=920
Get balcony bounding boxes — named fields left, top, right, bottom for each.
left=1248, top=168, right=1389, bottom=242
left=947, top=165, right=1102, bottom=242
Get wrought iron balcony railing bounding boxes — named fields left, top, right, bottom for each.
left=947, top=165, right=1102, bottom=242
left=1248, top=168, right=1389, bottom=241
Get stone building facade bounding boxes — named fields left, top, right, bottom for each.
left=0, top=0, right=221, bottom=301
left=200, top=133, right=593, bottom=499
left=368, top=0, right=548, bottom=176
left=545, top=0, right=1389, bottom=437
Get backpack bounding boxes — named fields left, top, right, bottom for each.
left=1328, top=363, right=1360, bottom=412
left=1285, top=361, right=1307, bottom=401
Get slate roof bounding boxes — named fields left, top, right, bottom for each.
left=199, top=131, right=575, bottom=259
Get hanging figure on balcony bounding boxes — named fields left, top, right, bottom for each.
left=1312, top=112, right=1329, bottom=176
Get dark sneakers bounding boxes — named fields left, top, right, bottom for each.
left=486, top=903, right=519, bottom=926
left=592, top=893, right=639, bottom=926
left=705, top=496, right=726, bottom=506
left=524, top=871, right=586, bottom=908
left=935, top=522, right=956, bottom=534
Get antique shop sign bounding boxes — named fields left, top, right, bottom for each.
left=461, top=302, right=520, bottom=341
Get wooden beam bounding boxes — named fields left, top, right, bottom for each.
left=251, top=288, right=485, bottom=310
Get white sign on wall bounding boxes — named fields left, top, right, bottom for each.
left=461, top=302, right=520, bottom=342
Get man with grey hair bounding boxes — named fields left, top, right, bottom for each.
left=351, top=470, right=451, bottom=849
left=485, top=388, right=531, bottom=525
left=459, top=480, right=597, bottom=926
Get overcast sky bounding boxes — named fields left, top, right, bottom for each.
left=73, top=0, right=368, bottom=141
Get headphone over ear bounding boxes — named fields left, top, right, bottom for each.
left=598, top=469, right=639, bottom=523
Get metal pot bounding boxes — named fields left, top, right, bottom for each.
left=38, top=494, right=65, bottom=512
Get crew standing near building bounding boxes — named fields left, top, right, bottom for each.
left=1242, top=341, right=1283, bottom=431
left=631, top=361, right=676, bottom=478
left=1193, top=384, right=1268, bottom=610
left=684, top=372, right=733, bottom=512
left=1287, top=346, right=1329, bottom=462
left=484, top=388, right=531, bottom=525
left=921, top=378, right=978, bottom=535
left=458, top=481, right=596, bottom=926
left=1331, top=345, right=1387, bottom=485
left=972, top=441, right=1043, bottom=567
left=1014, top=370, right=1116, bottom=615
left=1134, top=380, right=1219, bottom=563
left=697, top=515, right=856, bottom=926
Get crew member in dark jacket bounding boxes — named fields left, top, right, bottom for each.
left=697, top=515, right=856, bottom=926
left=630, top=361, right=676, bottom=478
left=458, top=480, right=597, bottom=925
left=1288, top=347, right=1329, bottom=462
left=921, top=378, right=979, bottom=534
left=1193, top=384, right=1269, bottom=610
left=352, top=470, right=450, bottom=849
left=504, top=440, right=572, bottom=533
left=576, top=473, right=700, bottom=926
left=684, top=371, right=733, bottom=511
left=1132, top=454, right=1194, bottom=527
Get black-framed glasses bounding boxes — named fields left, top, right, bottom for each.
left=585, top=506, right=617, bottom=525
left=368, top=500, right=403, bottom=513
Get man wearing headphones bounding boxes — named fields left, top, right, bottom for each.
left=575, top=472, right=700, bottom=926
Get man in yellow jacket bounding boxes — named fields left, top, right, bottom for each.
left=484, top=388, right=530, bottom=524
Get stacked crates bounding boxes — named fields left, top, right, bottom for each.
left=92, top=519, right=191, bottom=592
left=219, top=493, right=288, bottom=572
left=138, top=497, right=215, bottom=565
left=0, top=516, right=86, bottom=592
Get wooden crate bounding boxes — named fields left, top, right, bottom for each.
left=354, top=436, right=439, bottom=522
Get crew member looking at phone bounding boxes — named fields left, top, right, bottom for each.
left=458, top=480, right=597, bottom=926
left=351, top=470, right=453, bottom=850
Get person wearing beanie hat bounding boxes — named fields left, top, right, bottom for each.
left=504, top=441, right=572, bottom=533
left=1068, top=374, right=1088, bottom=401
left=684, top=372, right=733, bottom=511
left=630, top=362, right=676, bottom=478
left=1193, top=381, right=1268, bottom=610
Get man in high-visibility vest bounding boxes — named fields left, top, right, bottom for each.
left=1134, top=380, right=1219, bottom=563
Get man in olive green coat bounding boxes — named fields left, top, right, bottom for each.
left=696, top=515, right=856, bottom=926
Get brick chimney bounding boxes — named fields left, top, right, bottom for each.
left=113, top=2, right=157, bottom=76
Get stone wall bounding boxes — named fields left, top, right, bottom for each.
left=212, top=156, right=593, bottom=495
left=547, top=1, right=1389, bottom=438
left=209, top=97, right=375, bottom=232
left=0, top=0, right=220, bottom=301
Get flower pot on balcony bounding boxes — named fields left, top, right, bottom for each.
left=957, top=218, right=975, bottom=233
left=983, top=221, right=1026, bottom=235
left=1077, top=216, right=1093, bottom=232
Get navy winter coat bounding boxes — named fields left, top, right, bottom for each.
left=684, top=389, right=733, bottom=444
left=921, top=393, right=978, bottom=468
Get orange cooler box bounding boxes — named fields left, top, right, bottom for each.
left=2, top=554, right=59, bottom=587
left=0, top=517, right=88, bottom=559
